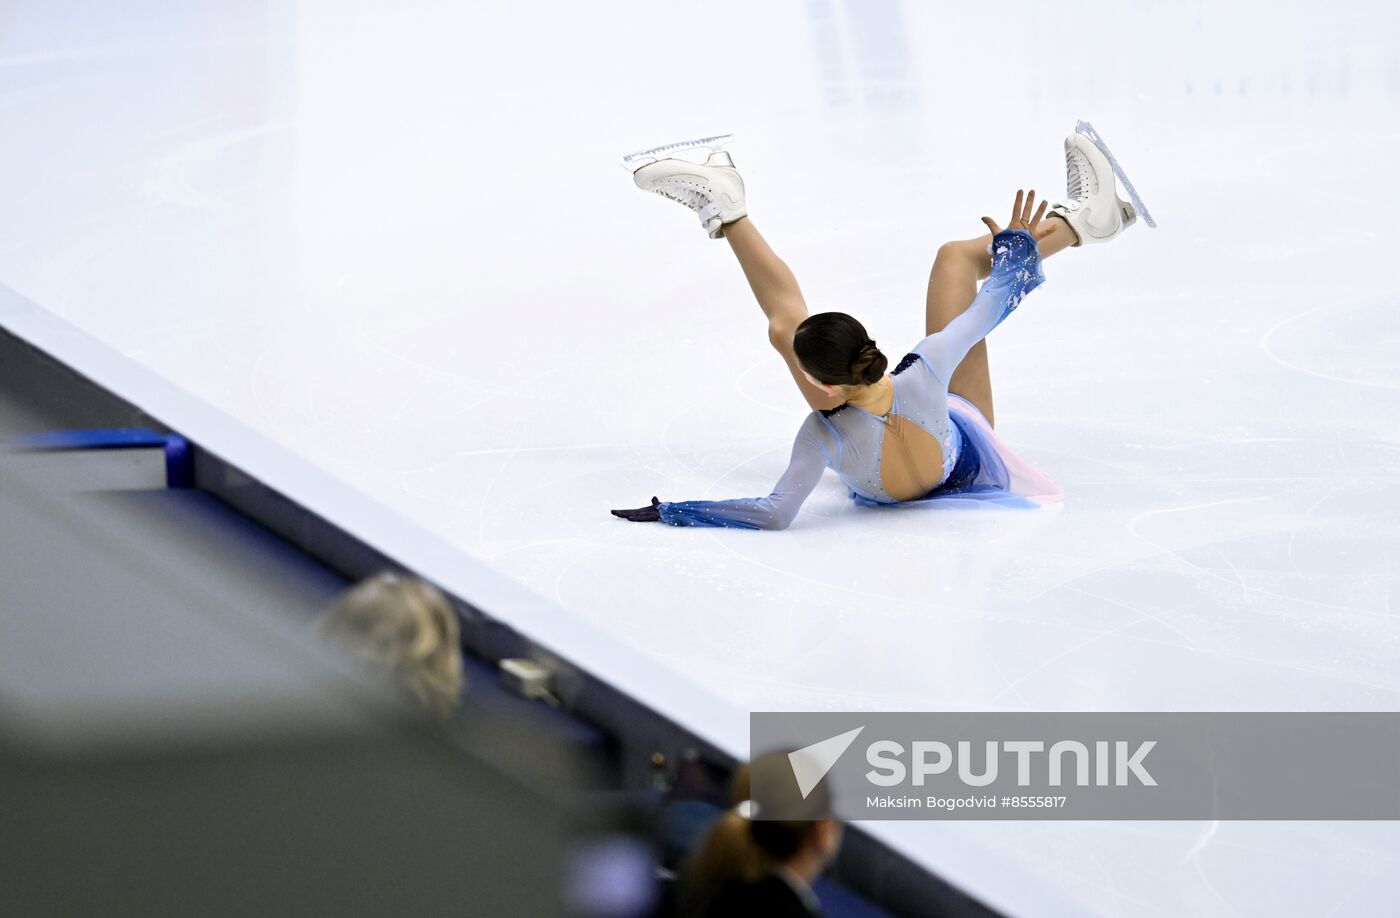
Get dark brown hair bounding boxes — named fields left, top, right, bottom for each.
left=678, top=752, right=837, bottom=916
left=746, top=749, right=834, bottom=862
left=792, top=312, right=887, bottom=386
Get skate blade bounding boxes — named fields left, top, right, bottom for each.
left=620, top=133, right=735, bottom=172
left=1075, top=121, right=1156, bottom=229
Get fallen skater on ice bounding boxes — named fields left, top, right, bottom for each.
left=612, top=126, right=1152, bottom=530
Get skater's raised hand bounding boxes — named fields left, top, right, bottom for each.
left=611, top=495, right=662, bottom=523
left=981, top=189, right=1053, bottom=239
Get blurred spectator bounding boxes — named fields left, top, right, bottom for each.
left=679, top=752, right=841, bottom=917
left=319, top=571, right=464, bottom=717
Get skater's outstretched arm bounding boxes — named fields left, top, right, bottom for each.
left=915, top=190, right=1051, bottom=383
left=611, top=413, right=834, bottom=531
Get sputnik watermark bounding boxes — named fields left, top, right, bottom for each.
left=751, top=712, right=1400, bottom=820
left=785, top=731, right=1155, bottom=801
left=864, top=739, right=1156, bottom=787
left=867, top=794, right=1065, bottom=811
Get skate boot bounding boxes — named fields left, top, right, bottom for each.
left=623, top=134, right=746, bottom=239
left=1050, top=121, right=1155, bottom=246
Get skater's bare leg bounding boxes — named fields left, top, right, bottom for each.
left=724, top=216, right=843, bottom=412
left=924, top=213, right=1076, bottom=426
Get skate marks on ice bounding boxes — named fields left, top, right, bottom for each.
left=1261, top=298, right=1400, bottom=390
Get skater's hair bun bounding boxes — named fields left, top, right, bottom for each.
left=850, top=341, right=888, bottom=385
left=793, top=312, right=888, bottom=387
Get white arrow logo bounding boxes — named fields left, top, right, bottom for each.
left=789, top=726, right=865, bottom=799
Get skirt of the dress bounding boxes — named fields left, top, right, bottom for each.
left=848, top=393, right=1063, bottom=509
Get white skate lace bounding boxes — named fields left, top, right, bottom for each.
left=1063, top=148, right=1090, bottom=210
left=653, top=182, right=709, bottom=213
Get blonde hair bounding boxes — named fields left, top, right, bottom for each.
left=679, top=809, right=772, bottom=916
left=677, top=762, right=771, bottom=916
left=319, top=572, right=464, bottom=718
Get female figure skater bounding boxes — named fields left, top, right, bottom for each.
left=611, top=129, right=1149, bottom=530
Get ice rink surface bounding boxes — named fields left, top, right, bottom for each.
left=4, top=2, right=1400, bottom=914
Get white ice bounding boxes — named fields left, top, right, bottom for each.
left=3, top=2, right=1399, bottom=915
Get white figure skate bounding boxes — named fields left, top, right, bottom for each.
left=1050, top=121, right=1156, bottom=246
left=623, top=134, right=746, bottom=239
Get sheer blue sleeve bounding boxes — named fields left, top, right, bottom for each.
left=656, top=413, right=833, bottom=531
left=913, top=228, right=1046, bottom=382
